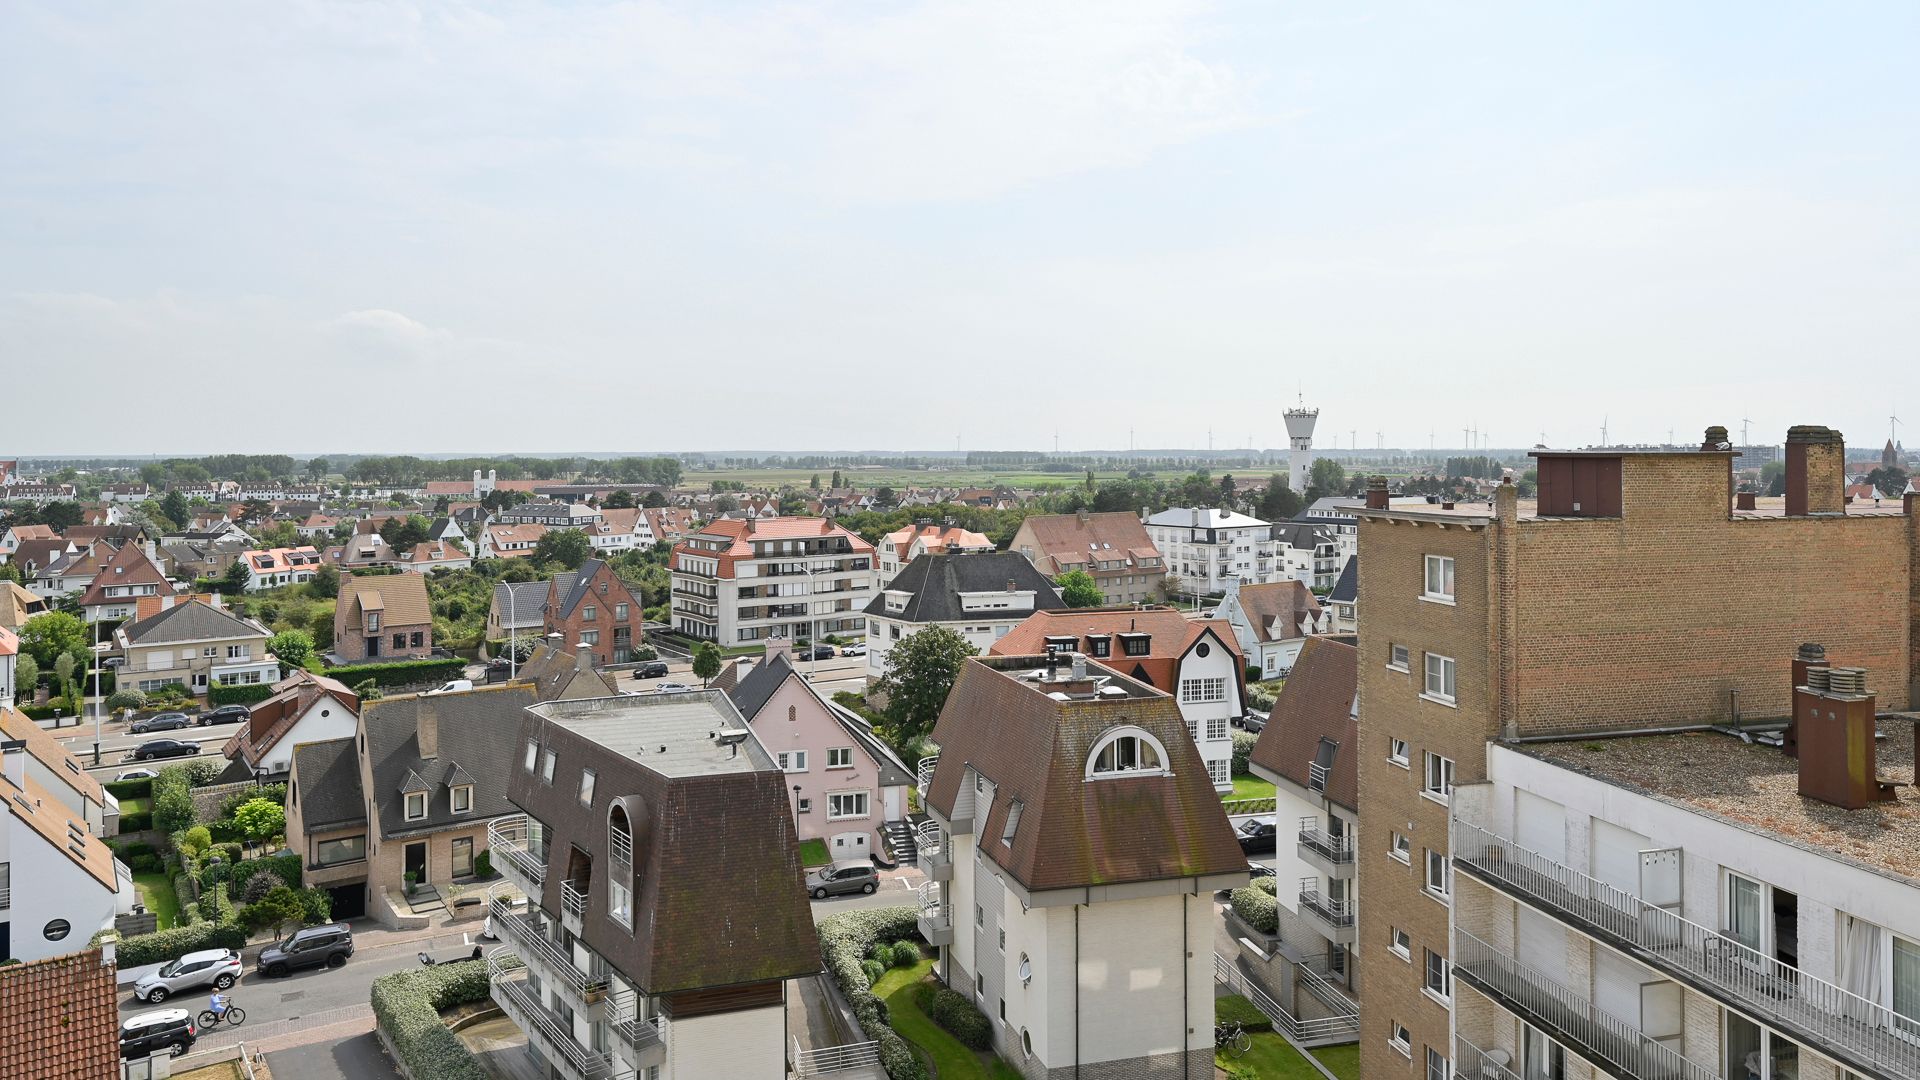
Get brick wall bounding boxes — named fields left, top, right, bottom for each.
left=545, top=562, right=646, bottom=667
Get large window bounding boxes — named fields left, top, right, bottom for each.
left=1206, top=716, right=1228, bottom=741
left=1896, top=936, right=1920, bottom=1036
left=1180, top=678, right=1227, bottom=703
left=1423, top=947, right=1451, bottom=1002
left=1423, top=752, right=1454, bottom=802
left=1425, top=850, right=1451, bottom=901
left=313, top=836, right=365, bottom=866
left=1086, top=729, right=1168, bottom=778
left=778, top=751, right=808, bottom=773
left=1423, top=555, right=1454, bottom=600
left=1423, top=653, right=1456, bottom=703
left=451, top=837, right=473, bottom=877
left=828, top=791, right=869, bottom=820
left=1725, top=872, right=1765, bottom=950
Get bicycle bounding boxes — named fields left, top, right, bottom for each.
left=198, top=994, right=246, bottom=1030
left=1215, top=1020, right=1251, bottom=1056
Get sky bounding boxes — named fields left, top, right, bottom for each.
left=4, top=2, right=1919, bottom=456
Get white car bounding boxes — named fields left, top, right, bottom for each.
left=840, top=643, right=867, bottom=657
left=133, top=948, right=242, bottom=1003
left=652, top=682, right=694, bottom=694
left=423, top=680, right=475, bottom=696
left=114, top=768, right=160, bottom=782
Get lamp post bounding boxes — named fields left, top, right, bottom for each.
left=91, top=616, right=101, bottom=767
left=792, top=784, right=803, bottom=828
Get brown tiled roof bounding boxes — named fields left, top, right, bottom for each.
left=1233, top=580, right=1323, bottom=644
left=1247, top=637, right=1357, bottom=810
left=990, top=608, right=1240, bottom=693
left=0, top=704, right=106, bottom=807
left=673, top=517, right=873, bottom=579
left=224, top=670, right=361, bottom=767
left=340, top=572, right=431, bottom=626
left=2, top=767, right=118, bottom=892
left=0, top=947, right=121, bottom=1080
left=515, top=642, right=620, bottom=702
left=0, top=582, right=41, bottom=629
left=924, top=658, right=1246, bottom=892
left=77, top=543, right=172, bottom=608
left=1014, top=512, right=1159, bottom=571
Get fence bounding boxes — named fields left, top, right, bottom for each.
left=791, top=1037, right=882, bottom=1074
left=1212, top=952, right=1359, bottom=1044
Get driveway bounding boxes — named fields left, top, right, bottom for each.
left=265, top=1031, right=401, bottom=1080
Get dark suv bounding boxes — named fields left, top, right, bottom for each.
left=630, top=660, right=670, bottom=679
left=132, top=738, right=201, bottom=761
left=201, top=704, right=251, bottom=726
left=258, top=922, right=354, bottom=977
left=120, top=1009, right=196, bottom=1059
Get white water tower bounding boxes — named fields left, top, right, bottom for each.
left=1284, top=398, right=1319, bottom=493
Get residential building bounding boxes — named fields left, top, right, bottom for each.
left=479, top=522, right=547, bottom=560
left=29, top=541, right=109, bottom=599
left=0, top=946, right=122, bottom=1080
left=513, top=640, right=621, bottom=702
left=102, top=482, right=152, bottom=502
left=1211, top=577, right=1329, bottom=679
left=542, top=559, right=647, bottom=667
left=1325, top=555, right=1357, bottom=633
left=494, top=500, right=601, bottom=528
left=1, top=740, right=130, bottom=963
left=0, top=628, right=14, bottom=705
left=0, top=705, right=119, bottom=837
left=489, top=580, right=549, bottom=648
left=641, top=506, right=696, bottom=544
left=0, top=523, right=56, bottom=564
left=1144, top=506, right=1278, bottom=595
left=325, top=533, right=398, bottom=572
left=584, top=507, right=655, bottom=554
left=863, top=552, right=1065, bottom=679
left=487, top=690, right=821, bottom=1079
left=77, top=542, right=173, bottom=624
left=669, top=517, right=876, bottom=646
left=1296, top=498, right=1359, bottom=565
left=1246, top=638, right=1362, bottom=997
left=1006, top=510, right=1165, bottom=607
left=727, top=653, right=912, bottom=858
left=992, top=607, right=1246, bottom=790
left=1271, top=520, right=1344, bottom=591
left=0, top=581, right=46, bottom=632
left=398, top=540, right=472, bottom=573
left=241, top=545, right=323, bottom=590
left=219, top=670, right=360, bottom=780
left=156, top=535, right=249, bottom=582
left=916, top=654, right=1247, bottom=1079
left=9, top=535, right=74, bottom=589
left=296, top=513, right=342, bottom=538
left=875, top=522, right=994, bottom=583
left=332, top=573, right=434, bottom=663
left=1350, top=423, right=1920, bottom=1080
left=283, top=735, right=369, bottom=920
left=113, top=598, right=277, bottom=697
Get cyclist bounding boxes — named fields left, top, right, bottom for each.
left=208, top=992, right=230, bottom=1020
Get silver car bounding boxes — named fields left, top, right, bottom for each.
left=806, top=859, right=879, bottom=899
left=133, top=948, right=242, bottom=1003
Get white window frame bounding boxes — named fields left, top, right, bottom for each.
left=1205, top=716, right=1228, bottom=741
left=1388, top=737, right=1409, bottom=767
left=1423, top=555, right=1455, bottom=602
left=1422, top=653, right=1456, bottom=705
left=779, top=750, right=809, bottom=773
left=578, top=768, right=596, bottom=808
left=1388, top=643, right=1410, bottom=670
left=1085, top=727, right=1170, bottom=779
left=1390, top=831, right=1412, bottom=865
left=1180, top=677, right=1227, bottom=704
left=451, top=785, right=472, bottom=814
left=404, top=791, right=427, bottom=821
left=828, top=791, right=869, bottom=820
left=1423, top=947, right=1452, bottom=1004
left=1422, top=751, right=1454, bottom=804
left=1425, top=849, right=1451, bottom=903
left=1390, top=927, right=1411, bottom=961
left=795, top=796, right=811, bottom=813
left=524, top=740, right=539, bottom=773
left=826, top=747, right=854, bottom=769
left=1389, top=1020, right=1412, bottom=1058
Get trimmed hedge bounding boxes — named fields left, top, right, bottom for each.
left=1229, top=885, right=1278, bottom=934
left=17, top=705, right=67, bottom=722
left=322, top=657, right=465, bottom=690
left=250, top=852, right=302, bottom=892
left=370, top=961, right=494, bottom=1080
left=171, top=873, right=199, bottom=919
left=1215, top=993, right=1274, bottom=1034
left=113, top=918, right=247, bottom=967
left=926, top=985, right=992, bottom=1050
left=118, top=811, right=153, bottom=832
left=209, top=683, right=275, bottom=707
left=1231, top=730, right=1258, bottom=775
left=818, top=907, right=928, bottom=1080
left=106, top=778, right=154, bottom=800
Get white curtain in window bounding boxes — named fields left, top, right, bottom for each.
left=1727, top=876, right=1764, bottom=951
left=1895, top=936, right=1920, bottom=1035
left=1836, top=914, right=1886, bottom=1017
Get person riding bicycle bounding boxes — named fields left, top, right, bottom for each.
left=209, top=992, right=231, bottom=1018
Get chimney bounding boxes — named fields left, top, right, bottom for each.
left=1784, top=425, right=1846, bottom=516
left=1784, top=642, right=1826, bottom=758
left=1072, top=652, right=1087, bottom=681
left=1735, top=491, right=1757, bottom=511
left=98, top=932, right=119, bottom=969
left=1795, top=663, right=1897, bottom=809
left=417, top=698, right=439, bottom=759
left=1364, top=476, right=1390, bottom=510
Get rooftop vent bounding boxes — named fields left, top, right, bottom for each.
left=1791, top=653, right=1897, bottom=809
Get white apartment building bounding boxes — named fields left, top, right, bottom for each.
left=916, top=656, right=1248, bottom=1080
left=669, top=517, right=876, bottom=646
left=862, top=552, right=1064, bottom=679
left=2, top=713, right=136, bottom=964
left=1144, top=507, right=1278, bottom=595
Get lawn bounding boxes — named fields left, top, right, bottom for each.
left=1224, top=773, right=1277, bottom=801
left=119, top=796, right=151, bottom=814
left=133, top=871, right=180, bottom=930
left=798, top=838, right=830, bottom=867
left=1309, top=1042, right=1361, bottom=1080
left=873, top=956, right=1020, bottom=1080
left=1218, top=1031, right=1339, bottom=1078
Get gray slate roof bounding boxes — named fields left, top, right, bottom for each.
left=121, top=600, right=266, bottom=645
left=552, top=562, right=602, bottom=620
left=362, top=684, right=537, bottom=839
left=492, top=581, right=550, bottom=626
left=1270, top=522, right=1329, bottom=550
left=861, top=552, right=1065, bottom=623
left=1328, top=555, right=1358, bottom=604
left=729, top=654, right=914, bottom=788
left=728, top=653, right=793, bottom=722
left=292, top=737, right=367, bottom=830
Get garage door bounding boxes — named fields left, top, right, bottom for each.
left=1518, top=906, right=1570, bottom=985
left=831, top=831, right=870, bottom=859
left=327, top=883, right=367, bottom=921
left=1515, top=790, right=1567, bottom=863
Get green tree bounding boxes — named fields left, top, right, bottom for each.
left=243, top=886, right=308, bottom=939
left=601, top=489, right=635, bottom=509
left=268, top=629, right=315, bottom=672
left=1055, top=570, right=1105, bottom=608
left=232, top=797, right=287, bottom=846
left=712, top=494, right=740, bottom=514
left=1306, top=458, right=1346, bottom=499
left=0, top=561, right=19, bottom=585
left=1866, top=465, right=1909, bottom=498
left=692, top=642, right=722, bottom=686
left=158, top=490, right=190, bottom=530
left=310, top=563, right=340, bottom=599
left=223, top=558, right=253, bottom=593
left=641, top=491, right=667, bottom=508
left=1762, top=460, right=1787, bottom=497
left=240, top=499, right=274, bottom=524
left=809, top=474, right=822, bottom=491
left=873, top=486, right=896, bottom=508
left=19, top=611, right=85, bottom=668
left=1257, top=475, right=1302, bottom=522
left=12, top=654, right=37, bottom=702
left=534, top=528, right=592, bottom=569
left=875, top=625, right=978, bottom=750
left=831, top=470, right=844, bottom=488
left=306, top=457, right=329, bottom=481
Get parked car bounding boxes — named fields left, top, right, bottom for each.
left=652, top=682, right=693, bottom=694
left=133, top=948, right=242, bottom=1004
left=119, top=1009, right=196, bottom=1060
left=132, top=738, right=201, bottom=761
left=114, top=768, right=159, bottom=782
left=200, top=704, right=251, bottom=726
left=259, top=922, right=355, bottom=977
left=630, top=660, right=670, bottom=679
left=799, top=644, right=835, bottom=661
left=839, top=643, right=867, bottom=657
left=1233, top=710, right=1268, bottom=734
left=806, top=860, right=879, bottom=899
left=423, top=680, right=474, bottom=696
left=130, top=712, right=190, bottom=734
left=1235, top=818, right=1278, bottom=855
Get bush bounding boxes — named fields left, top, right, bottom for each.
left=199, top=860, right=232, bottom=889
left=179, top=901, right=201, bottom=926
left=179, top=826, right=212, bottom=854
left=321, top=657, right=466, bottom=690
left=370, top=962, right=494, bottom=1080
left=106, top=778, right=153, bottom=802
left=242, top=869, right=284, bottom=905
left=151, top=766, right=199, bottom=835
left=220, top=784, right=287, bottom=820
left=473, top=850, right=492, bottom=878
left=215, top=842, right=244, bottom=865
left=817, top=907, right=928, bottom=1080
left=113, top=918, right=247, bottom=967
left=888, top=941, right=920, bottom=968
left=250, top=851, right=302, bottom=892
left=861, top=958, right=887, bottom=987
left=298, top=887, right=332, bottom=925
left=204, top=881, right=236, bottom=924
left=1229, top=886, right=1278, bottom=934
left=1231, top=730, right=1258, bottom=775
left=106, top=689, right=148, bottom=713
left=118, top=811, right=153, bottom=832
left=928, top=987, right=993, bottom=1050
left=16, top=705, right=67, bottom=721
left=171, top=873, right=198, bottom=914
left=1215, top=993, right=1273, bottom=1034
left=209, top=683, right=275, bottom=707
left=1252, top=874, right=1277, bottom=895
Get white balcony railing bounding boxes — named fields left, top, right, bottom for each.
left=488, top=949, right=614, bottom=1080
left=1454, top=1034, right=1523, bottom=1080
left=917, top=881, right=945, bottom=923
left=914, top=820, right=941, bottom=858
left=1296, top=818, right=1354, bottom=864
left=487, top=894, right=607, bottom=997
left=562, top=878, right=588, bottom=920
left=609, top=990, right=665, bottom=1053
left=792, top=1037, right=882, bottom=1075
left=916, top=755, right=939, bottom=796
left=1307, top=760, right=1329, bottom=792
left=609, top=826, right=633, bottom=874
left=487, top=814, right=546, bottom=888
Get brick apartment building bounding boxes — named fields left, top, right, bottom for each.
left=1352, top=424, right=1920, bottom=1080
left=333, top=573, right=435, bottom=663
left=542, top=558, right=646, bottom=666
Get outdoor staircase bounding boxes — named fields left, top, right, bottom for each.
left=406, top=884, right=448, bottom=917
left=878, top=819, right=918, bottom=869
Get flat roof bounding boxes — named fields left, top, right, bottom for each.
left=530, top=691, right=775, bottom=777
left=1519, top=722, right=1920, bottom=886
left=1359, top=494, right=1907, bottom=524
left=976, top=653, right=1163, bottom=700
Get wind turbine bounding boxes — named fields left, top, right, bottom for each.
left=1891, top=411, right=1902, bottom=445
left=1740, top=417, right=1751, bottom=447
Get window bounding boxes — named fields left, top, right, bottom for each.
left=404, top=791, right=427, bottom=821
left=610, top=875, right=632, bottom=927
left=998, top=927, right=1006, bottom=952
left=1389, top=644, right=1409, bottom=670
left=975, top=904, right=984, bottom=927
left=1423, top=948, right=1451, bottom=1002
left=1388, top=738, right=1409, bottom=767
left=1180, top=677, right=1227, bottom=703
left=1087, top=637, right=1110, bottom=658
left=581, top=630, right=599, bottom=646
left=1000, top=801, right=1023, bottom=847
left=778, top=751, right=808, bottom=773
left=1389, top=1021, right=1411, bottom=1057
left=615, top=603, right=628, bottom=621
left=451, top=785, right=472, bottom=814
left=583, top=605, right=597, bottom=621
left=1390, top=927, right=1411, bottom=960
left=1725, top=871, right=1765, bottom=950
left=1426, top=1046, right=1451, bottom=1080
left=1086, top=729, right=1168, bottom=778
left=314, top=836, right=366, bottom=866
left=1423, top=752, right=1454, bottom=802
left=1206, top=716, right=1228, bottom=741
left=540, top=749, right=556, bottom=784
left=227, top=644, right=247, bottom=659
left=1425, top=850, right=1451, bottom=901
left=1121, top=634, right=1150, bottom=656
left=826, top=747, right=853, bottom=769
left=367, top=612, right=380, bottom=632
left=1423, top=653, right=1456, bottom=703
left=524, top=741, right=539, bottom=773
left=1423, top=555, right=1454, bottom=600
left=578, top=768, right=597, bottom=808
left=795, top=797, right=811, bottom=813
left=410, top=631, right=424, bottom=648
left=828, top=791, right=869, bottom=819
left=451, top=837, right=473, bottom=877
left=1390, top=832, right=1412, bottom=864
left=392, top=633, right=406, bottom=650
left=1894, top=936, right=1920, bottom=1036
left=1208, top=759, right=1230, bottom=786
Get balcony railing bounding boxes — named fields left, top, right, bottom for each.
left=487, top=815, right=546, bottom=888
left=0, top=885, right=9, bottom=910
left=1297, top=819, right=1354, bottom=864
left=1307, top=761, right=1329, bottom=792
left=609, top=827, right=632, bottom=874
left=487, top=894, right=608, bottom=997
left=1298, top=883, right=1354, bottom=927
left=1454, top=1034, right=1523, bottom=1080
left=1453, top=820, right=1920, bottom=1079
left=488, top=950, right=614, bottom=1080
left=792, top=1038, right=883, bottom=1075
left=1454, top=929, right=1714, bottom=1080
left=609, top=991, right=665, bottom=1056
left=562, top=878, right=588, bottom=920
left=916, top=755, right=939, bottom=797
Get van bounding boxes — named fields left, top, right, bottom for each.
left=424, top=680, right=475, bottom=696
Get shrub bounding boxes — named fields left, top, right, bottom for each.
left=171, top=873, right=198, bottom=915
left=127, top=852, right=164, bottom=873
left=473, top=850, right=492, bottom=878
left=179, top=901, right=201, bottom=926
left=209, top=683, right=276, bottom=707
left=105, top=689, right=148, bottom=713
left=179, top=826, right=212, bottom=854
left=204, top=881, right=237, bottom=924
left=244, top=887, right=308, bottom=937
left=1214, top=994, right=1273, bottom=1034
left=888, top=941, right=920, bottom=968
left=298, top=887, right=332, bottom=925
left=220, top=784, right=288, bottom=820
left=861, top=958, right=887, bottom=987
left=321, top=657, right=466, bottom=690
left=105, top=778, right=152, bottom=801
left=113, top=918, right=248, bottom=967
left=928, top=987, right=993, bottom=1050
left=370, top=962, right=493, bottom=1080
left=1230, top=730, right=1258, bottom=775
left=817, top=907, right=928, bottom=1080
left=1252, top=874, right=1277, bottom=895
left=1229, top=886, right=1278, bottom=935
left=151, top=766, right=199, bottom=835
left=118, top=811, right=153, bottom=832
left=216, top=842, right=244, bottom=865
left=242, top=869, right=284, bottom=905
left=251, top=851, right=302, bottom=891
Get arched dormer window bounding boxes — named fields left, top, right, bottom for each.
left=1085, top=726, right=1170, bottom=779
left=608, top=805, right=634, bottom=929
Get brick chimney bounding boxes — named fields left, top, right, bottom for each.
left=1794, top=663, right=1897, bottom=809
left=1365, top=476, right=1390, bottom=510
left=1785, top=425, right=1846, bottom=516
left=417, top=697, right=439, bottom=759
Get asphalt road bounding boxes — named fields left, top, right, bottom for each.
left=266, top=1031, right=401, bottom=1080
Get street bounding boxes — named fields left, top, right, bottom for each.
left=47, top=715, right=245, bottom=779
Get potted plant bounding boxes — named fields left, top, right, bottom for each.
left=403, top=870, right=418, bottom=896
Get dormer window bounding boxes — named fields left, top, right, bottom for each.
left=404, top=790, right=427, bottom=821
left=1086, top=637, right=1110, bottom=658
left=451, top=785, right=473, bottom=813
left=1119, top=632, right=1151, bottom=657
left=1085, top=727, right=1169, bottom=779
left=366, top=612, right=381, bottom=633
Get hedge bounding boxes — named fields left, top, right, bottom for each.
left=112, top=918, right=247, bottom=967
left=106, top=778, right=154, bottom=801
left=818, top=907, right=928, bottom=1080
left=17, top=705, right=67, bottom=722
left=171, top=873, right=199, bottom=919
left=119, top=811, right=153, bottom=833
left=1230, top=730, right=1258, bottom=775
left=1215, top=994, right=1274, bottom=1034
left=220, top=783, right=287, bottom=820
left=250, top=852, right=302, bottom=892
left=209, top=683, right=275, bottom=707
left=322, top=657, right=465, bottom=690
left=370, top=961, right=494, bottom=1080
left=1229, top=885, right=1278, bottom=935
left=925, top=985, right=993, bottom=1050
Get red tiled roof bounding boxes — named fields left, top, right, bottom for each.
left=0, top=948, right=121, bottom=1080
left=991, top=607, right=1239, bottom=693
left=77, top=543, right=172, bottom=608
left=225, top=670, right=361, bottom=767
left=674, top=517, right=873, bottom=579
left=1248, top=637, right=1358, bottom=809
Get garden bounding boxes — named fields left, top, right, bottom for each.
left=1215, top=994, right=1360, bottom=1080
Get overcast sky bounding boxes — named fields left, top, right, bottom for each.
left=5, top=2, right=1918, bottom=456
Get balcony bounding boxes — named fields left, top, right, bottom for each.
left=1296, top=819, right=1355, bottom=880
left=1453, top=930, right=1713, bottom=1080
left=1307, top=760, right=1330, bottom=792
left=487, top=815, right=546, bottom=895
left=1452, top=820, right=1920, bottom=1080
left=1454, top=1034, right=1523, bottom=1080
left=609, top=991, right=667, bottom=1072
left=487, top=892, right=609, bottom=1015
left=916, top=820, right=950, bottom=882
left=561, top=878, right=588, bottom=936
left=489, top=950, right=615, bottom=1080
left=917, top=882, right=952, bottom=947
left=916, top=755, right=939, bottom=799
left=1296, top=881, right=1356, bottom=945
